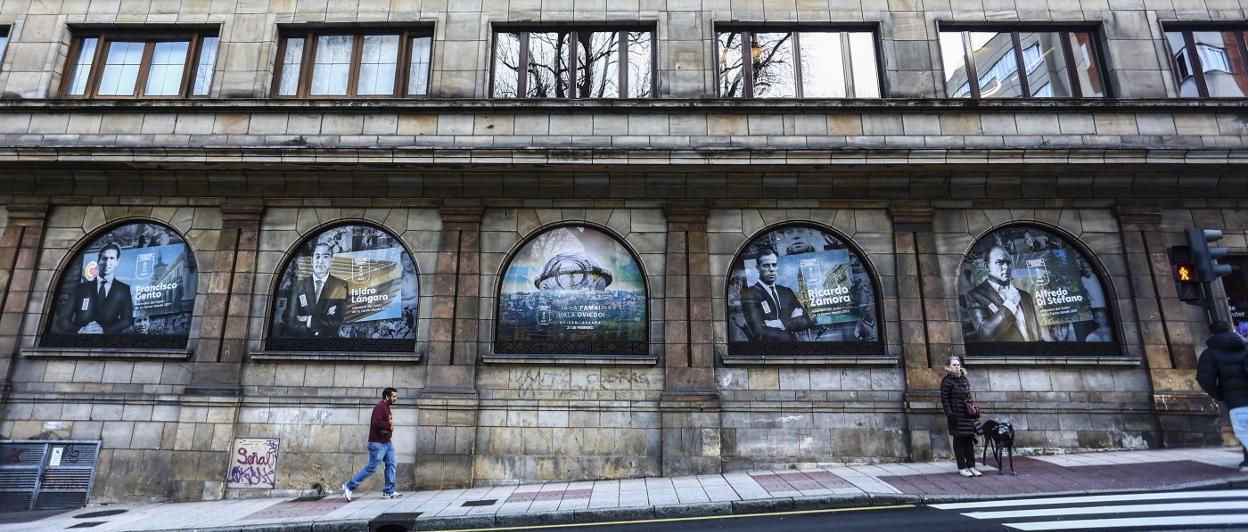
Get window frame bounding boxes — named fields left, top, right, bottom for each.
left=938, top=23, right=1111, bottom=99
left=712, top=23, right=885, bottom=99
left=271, top=27, right=434, bottom=99
left=0, top=27, right=9, bottom=70
left=59, top=29, right=219, bottom=99
left=489, top=24, right=658, bottom=99
left=1161, top=24, right=1248, bottom=98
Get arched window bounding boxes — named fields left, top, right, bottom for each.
left=44, top=221, right=198, bottom=348
left=958, top=224, right=1117, bottom=355
left=727, top=225, right=883, bottom=355
left=495, top=225, right=648, bottom=355
left=267, top=223, right=418, bottom=352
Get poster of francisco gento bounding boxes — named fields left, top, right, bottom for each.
left=268, top=224, right=418, bottom=351
left=45, top=223, right=198, bottom=349
left=727, top=226, right=879, bottom=353
left=496, top=226, right=647, bottom=354
left=959, top=226, right=1114, bottom=345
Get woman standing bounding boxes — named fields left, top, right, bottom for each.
left=941, top=356, right=982, bottom=477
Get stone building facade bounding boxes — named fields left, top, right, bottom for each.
left=0, top=0, right=1244, bottom=503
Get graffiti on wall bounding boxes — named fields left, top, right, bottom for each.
left=227, top=438, right=280, bottom=489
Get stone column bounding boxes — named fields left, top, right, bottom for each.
left=660, top=205, right=721, bottom=476
left=1117, top=205, right=1218, bottom=446
left=188, top=201, right=263, bottom=395
left=892, top=204, right=947, bottom=461
left=0, top=200, right=50, bottom=397
left=415, top=204, right=483, bottom=489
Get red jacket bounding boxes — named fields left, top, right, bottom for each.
left=369, top=400, right=393, bottom=444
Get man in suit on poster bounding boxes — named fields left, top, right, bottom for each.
left=964, top=244, right=1042, bottom=342
left=64, top=242, right=134, bottom=335
left=741, top=248, right=812, bottom=341
left=283, top=243, right=348, bottom=337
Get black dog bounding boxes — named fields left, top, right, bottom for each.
left=981, top=420, right=1017, bottom=475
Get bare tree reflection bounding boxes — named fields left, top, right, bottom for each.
left=528, top=32, right=570, bottom=98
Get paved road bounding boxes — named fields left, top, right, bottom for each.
left=486, top=488, right=1248, bottom=532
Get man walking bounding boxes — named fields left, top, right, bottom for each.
left=1196, top=321, right=1248, bottom=472
left=342, top=387, right=401, bottom=500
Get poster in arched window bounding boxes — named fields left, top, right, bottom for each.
left=496, top=226, right=647, bottom=355
left=44, top=222, right=198, bottom=348
left=958, top=226, right=1115, bottom=347
left=727, top=226, right=881, bottom=355
left=268, top=224, right=418, bottom=352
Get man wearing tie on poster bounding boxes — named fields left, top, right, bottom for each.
left=965, top=244, right=1041, bottom=341
left=742, top=248, right=812, bottom=341
left=284, top=243, right=348, bottom=337
left=67, top=242, right=134, bottom=335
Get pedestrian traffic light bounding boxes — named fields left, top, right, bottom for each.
left=1187, top=227, right=1234, bottom=283
left=1169, top=244, right=1204, bottom=303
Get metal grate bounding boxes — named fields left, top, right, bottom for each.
left=67, top=522, right=105, bottom=528
left=461, top=499, right=497, bottom=507
left=0, top=441, right=101, bottom=512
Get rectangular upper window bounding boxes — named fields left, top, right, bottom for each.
left=939, top=27, right=1108, bottom=98
left=1163, top=26, right=1248, bottom=97
left=491, top=27, right=655, bottom=98
left=0, top=28, right=8, bottom=69
left=715, top=26, right=881, bottom=98
left=61, top=29, right=219, bottom=98
left=273, top=28, right=433, bottom=98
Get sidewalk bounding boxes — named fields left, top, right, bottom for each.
left=6, top=447, right=1247, bottom=532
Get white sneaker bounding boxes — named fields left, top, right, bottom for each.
left=959, top=468, right=973, bottom=477
left=382, top=491, right=402, bottom=499
left=970, top=468, right=983, bottom=477
left=341, top=483, right=353, bottom=501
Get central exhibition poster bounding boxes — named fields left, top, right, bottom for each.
left=497, top=226, right=646, bottom=346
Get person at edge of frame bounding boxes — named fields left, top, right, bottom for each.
left=1196, top=321, right=1248, bottom=472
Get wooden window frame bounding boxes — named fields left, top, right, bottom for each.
left=271, top=28, right=434, bottom=99
left=713, top=24, right=884, bottom=99
left=489, top=25, right=658, bottom=99
left=939, top=25, right=1111, bottom=99
left=60, top=30, right=218, bottom=99
left=1162, top=25, right=1248, bottom=98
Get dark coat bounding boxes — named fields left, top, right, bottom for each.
left=963, top=280, right=1041, bottom=342
left=282, top=274, right=348, bottom=337
left=741, top=281, right=812, bottom=342
left=1196, top=331, right=1248, bottom=410
left=941, top=373, right=979, bottom=437
left=62, top=278, right=134, bottom=335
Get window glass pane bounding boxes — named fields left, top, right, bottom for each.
left=1193, top=31, right=1247, bottom=97
left=67, top=37, right=98, bottom=95
left=357, top=34, right=398, bottom=95
left=798, top=32, right=845, bottom=98
left=143, top=41, right=189, bottom=96
left=847, top=31, right=880, bottom=98
left=626, top=31, right=652, bottom=98
left=1068, top=32, right=1106, bottom=97
left=577, top=31, right=619, bottom=98
left=310, top=35, right=352, bottom=96
left=527, top=32, right=570, bottom=98
left=751, top=32, right=796, bottom=98
left=939, top=31, right=971, bottom=98
left=97, top=41, right=145, bottom=96
left=1165, top=31, right=1200, bottom=97
left=408, top=35, right=431, bottom=95
left=192, top=37, right=218, bottom=96
left=968, top=31, right=1023, bottom=98
left=0, top=36, right=7, bottom=58
left=278, top=37, right=305, bottom=96
left=1017, top=32, right=1072, bottom=98
left=493, top=32, right=521, bottom=97
left=718, top=32, right=744, bottom=97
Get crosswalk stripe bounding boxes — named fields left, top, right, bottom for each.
left=965, top=500, right=1248, bottom=520
left=930, top=489, right=1248, bottom=510
left=1004, top=513, right=1248, bottom=531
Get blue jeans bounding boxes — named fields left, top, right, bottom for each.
left=346, top=441, right=396, bottom=494
left=1231, top=406, right=1248, bottom=451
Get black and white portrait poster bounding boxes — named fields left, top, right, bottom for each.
left=268, top=224, right=418, bottom=351
left=959, top=226, right=1113, bottom=344
left=727, top=226, right=879, bottom=353
left=45, top=223, right=197, bottom=348
left=496, top=226, right=647, bottom=354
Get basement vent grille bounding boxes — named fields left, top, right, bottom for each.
left=0, top=441, right=101, bottom=512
